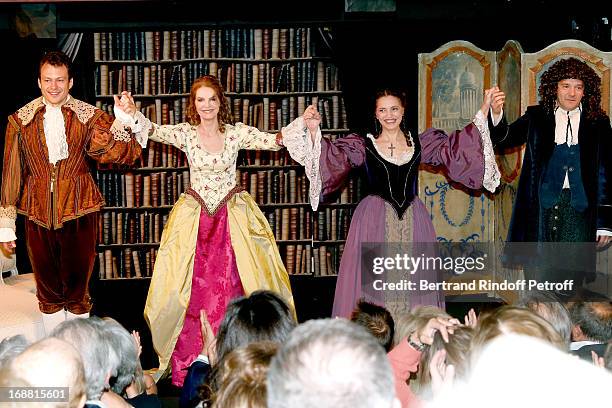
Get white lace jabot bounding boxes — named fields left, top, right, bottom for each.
left=42, top=96, right=70, bottom=165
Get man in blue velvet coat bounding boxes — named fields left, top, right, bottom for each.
left=488, top=58, right=612, bottom=295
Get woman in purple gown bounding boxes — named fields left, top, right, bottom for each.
left=302, top=88, right=500, bottom=318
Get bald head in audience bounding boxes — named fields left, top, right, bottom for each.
left=0, top=337, right=86, bottom=408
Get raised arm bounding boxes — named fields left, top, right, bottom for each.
left=113, top=91, right=190, bottom=151
left=280, top=102, right=364, bottom=210
left=86, top=108, right=143, bottom=165
left=420, top=87, right=501, bottom=192
left=236, top=104, right=321, bottom=152
left=488, top=87, right=530, bottom=150
left=319, top=135, right=366, bottom=199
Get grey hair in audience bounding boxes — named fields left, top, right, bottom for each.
left=568, top=301, right=612, bottom=343
left=0, top=335, right=29, bottom=367
left=515, top=290, right=572, bottom=348
left=102, top=318, right=142, bottom=395
left=51, top=317, right=121, bottom=400
left=267, top=318, right=397, bottom=408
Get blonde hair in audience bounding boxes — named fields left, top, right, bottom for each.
left=212, top=341, right=278, bottom=408
left=471, top=306, right=565, bottom=357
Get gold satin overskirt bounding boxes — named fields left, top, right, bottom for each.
left=143, top=191, right=294, bottom=380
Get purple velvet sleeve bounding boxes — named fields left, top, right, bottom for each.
left=419, top=123, right=485, bottom=189
left=320, top=133, right=366, bottom=198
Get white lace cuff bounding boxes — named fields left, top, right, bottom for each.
left=0, top=227, right=17, bottom=242
left=281, top=116, right=322, bottom=211
left=113, top=107, right=150, bottom=148
left=0, top=207, right=17, bottom=242
left=597, top=229, right=612, bottom=237
left=473, top=110, right=501, bottom=193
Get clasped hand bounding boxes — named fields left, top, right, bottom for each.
left=303, top=104, right=321, bottom=134
left=480, top=86, right=505, bottom=117
left=113, top=91, right=137, bottom=117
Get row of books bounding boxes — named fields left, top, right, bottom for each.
left=282, top=244, right=343, bottom=276
left=311, top=207, right=354, bottom=242
left=96, top=168, right=310, bottom=209
left=99, top=211, right=168, bottom=245
left=226, top=95, right=347, bottom=134
left=238, top=168, right=363, bottom=205
left=98, top=94, right=348, bottom=133
left=139, top=141, right=188, bottom=168
left=94, top=28, right=318, bottom=62
left=97, top=209, right=355, bottom=247
left=96, top=60, right=341, bottom=96
left=98, top=243, right=343, bottom=279
left=97, top=202, right=356, bottom=247
left=239, top=169, right=307, bottom=205
left=261, top=206, right=355, bottom=243
left=266, top=207, right=311, bottom=241
left=94, top=170, right=190, bottom=208
left=98, top=248, right=157, bottom=279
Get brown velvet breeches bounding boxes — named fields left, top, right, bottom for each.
left=25, top=212, right=98, bottom=314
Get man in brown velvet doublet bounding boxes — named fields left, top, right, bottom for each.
left=0, top=51, right=141, bottom=332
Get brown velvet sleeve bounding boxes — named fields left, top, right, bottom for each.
left=1, top=117, right=24, bottom=208
left=87, top=109, right=142, bottom=165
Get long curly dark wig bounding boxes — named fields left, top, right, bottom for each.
left=538, top=57, right=606, bottom=120
left=186, top=75, right=234, bottom=131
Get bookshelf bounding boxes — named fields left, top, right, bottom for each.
left=91, top=26, right=362, bottom=280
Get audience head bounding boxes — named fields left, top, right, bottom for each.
left=215, top=290, right=296, bottom=365
left=51, top=317, right=120, bottom=400
left=515, top=290, right=572, bottom=348
left=567, top=301, right=612, bottom=343
left=186, top=74, right=233, bottom=129
left=212, top=341, right=278, bottom=408
left=415, top=325, right=474, bottom=399
left=471, top=306, right=565, bottom=359
left=350, top=299, right=395, bottom=351
left=0, top=334, right=29, bottom=368
left=0, top=337, right=86, bottom=408
left=267, top=318, right=398, bottom=408
left=394, top=305, right=450, bottom=347
left=102, top=317, right=144, bottom=396
left=428, top=333, right=612, bottom=408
